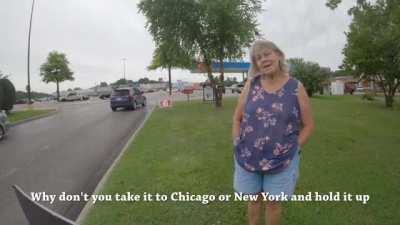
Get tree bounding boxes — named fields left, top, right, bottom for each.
left=40, top=51, right=74, bottom=101
left=137, top=78, right=150, bottom=84
left=138, top=0, right=262, bottom=107
left=326, top=0, right=342, bottom=9
left=147, top=40, right=192, bottom=95
left=197, top=0, right=261, bottom=106
left=0, top=71, right=6, bottom=110
left=0, top=72, right=16, bottom=112
left=99, top=82, right=108, bottom=87
left=288, top=58, right=330, bottom=97
left=112, top=79, right=135, bottom=87
left=327, top=0, right=400, bottom=107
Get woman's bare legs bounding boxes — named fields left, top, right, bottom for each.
left=265, top=201, right=282, bottom=225
left=248, top=194, right=263, bottom=225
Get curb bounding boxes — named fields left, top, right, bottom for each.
left=76, top=105, right=156, bottom=224
left=10, top=109, right=58, bottom=127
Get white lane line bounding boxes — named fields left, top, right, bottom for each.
left=0, top=168, right=20, bottom=181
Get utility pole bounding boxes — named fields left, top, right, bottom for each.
left=122, top=58, right=126, bottom=80
left=27, top=0, right=36, bottom=104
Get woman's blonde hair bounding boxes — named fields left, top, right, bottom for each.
left=248, top=40, right=288, bottom=78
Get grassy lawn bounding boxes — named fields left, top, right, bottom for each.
left=83, top=96, right=400, bottom=225
left=8, top=109, right=56, bottom=124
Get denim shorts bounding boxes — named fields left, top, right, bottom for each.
left=233, top=150, right=300, bottom=198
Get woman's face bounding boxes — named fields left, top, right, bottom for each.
left=254, top=48, right=282, bottom=76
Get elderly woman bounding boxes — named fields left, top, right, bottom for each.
left=232, top=40, right=314, bottom=225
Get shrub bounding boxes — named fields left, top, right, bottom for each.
left=0, top=78, right=16, bottom=112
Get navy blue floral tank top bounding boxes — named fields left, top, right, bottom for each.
left=234, top=75, right=301, bottom=174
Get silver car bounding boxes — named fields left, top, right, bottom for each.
left=0, top=110, right=10, bottom=140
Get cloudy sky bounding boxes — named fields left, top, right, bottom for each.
left=0, top=0, right=356, bottom=93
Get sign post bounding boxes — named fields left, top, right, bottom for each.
left=182, top=88, right=194, bottom=102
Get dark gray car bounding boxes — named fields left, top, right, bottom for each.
left=0, top=110, right=10, bottom=140
left=110, top=87, right=146, bottom=111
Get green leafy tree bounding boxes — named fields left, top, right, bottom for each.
left=138, top=0, right=262, bottom=107
left=137, top=78, right=150, bottom=84
left=327, top=0, right=400, bottom=107
left=288, top=58, right=330, bottom=97
left=112, top=79, right=135, bottom=87
left=147, top=40, right=192, bottom=95
left=0, top=73, right=16, bottom=112
left=40, top=51, right=74, bottom=101
left=0, top=72, right=4, bottom=109
left=326, top=0, right=342, bottom=9
left=99, top=82, right=108, bottom=87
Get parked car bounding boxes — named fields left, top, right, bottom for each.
left=99, top=94, right=110, bottom=99
left=231, top=83, right=244, bottom=93
left=60, top=92, right=88, bottom=101
left=0, top=110, right=10, bottom=141
left=15, top=99, right=35, bottom=104
left=110, top=87, right=146, bottom=111
left=356, top=86, right=364, bottom=92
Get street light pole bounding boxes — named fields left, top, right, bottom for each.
left=27, top=0, right=36, bottom=104
left=122, top=58, right=126, bottom=80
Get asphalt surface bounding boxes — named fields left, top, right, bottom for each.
left=0, top=100, right=148, bottom=225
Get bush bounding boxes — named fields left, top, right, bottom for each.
left=361, top=91, right=375, bottom=101
left=0, top=83, right=4, bottom=110
left=0, top=78, right=16, bottom=111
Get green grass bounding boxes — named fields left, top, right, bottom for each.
left=8, top=109, right=56, bottom=124
left=83, top=96, right=400, bottom=225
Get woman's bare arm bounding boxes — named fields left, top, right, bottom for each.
left=297, top=82, right=315, bottom=147
left=232, top=79, right=252, bottom=141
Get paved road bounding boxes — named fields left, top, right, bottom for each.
left=0, top=100, right=149, bottom=225
left=13, top=89, right=238, bottom=111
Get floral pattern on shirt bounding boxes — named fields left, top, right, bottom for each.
left=276, top=88, right=285, bottom=98
left=255, top=107, right=277, bottom=128
left=285, top=123, right=293, bottom=135
left=292, top=106, right=299, bottom=118
left=241, top=125, right=254, bottom=138
left=242, top=113, right=250, bottom=123
left=244, top=162, right=256, bottom=171
left=292, top=85, right=299, bottom=95
left=254, top=136, right=270, bottom=150
left=259, top=158, right=273, bottom=171
left=273, top=143, right=292, bottom=156
left=251, top=85, right=264, bottom=102
left=240, top=147, right=252, bottom=159
left=271, top=102, right=283, bottom=112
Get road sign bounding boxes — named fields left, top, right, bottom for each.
left=159, top=99, right=172, bottom=108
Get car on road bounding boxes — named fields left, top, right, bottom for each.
left=110, top=87, right=146, bottom=111
left=15, top=99, right=35, bottom=104
left=60, top=92, right=89, bottom=102
left=231, top=83, right=244, bottom=93
left=0, top=110, right=10, bottom=141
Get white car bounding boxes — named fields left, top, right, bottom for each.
left=231, top=84, right=244, bottom=94
left=61, top=92, right=88, bottom=101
